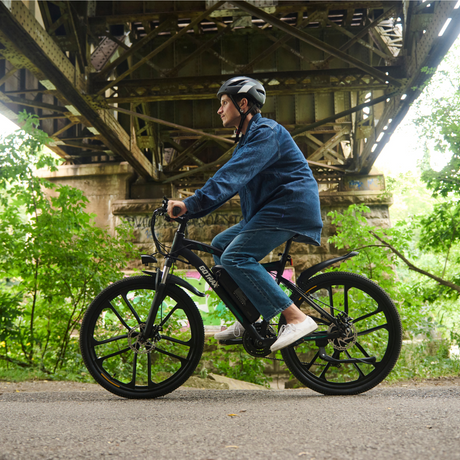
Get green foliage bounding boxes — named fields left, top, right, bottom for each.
left=387, top=340, right=460, bottom=383
left=418, top=200, right=460, bottom=255
left=198, top=338, right=271, bottom=387
left=327, top=204, right=408, bottom=286
left=0, top=113, right=139, bottom=375
left=326, top=203, right=460, bottom=341
left=412, top=39, right=460, bottom=197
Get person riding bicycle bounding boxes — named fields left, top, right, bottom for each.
left=167, top=76, right=323, bottom=352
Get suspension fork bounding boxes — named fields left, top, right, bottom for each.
left=141, top=225, right=186, bottom=339
left=141, top=257, right=173, bottom=339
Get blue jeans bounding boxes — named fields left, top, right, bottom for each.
left=212, top=221, right=296, bottom=321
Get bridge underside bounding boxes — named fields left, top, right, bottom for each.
left=0, top=1, right=459, bottom=195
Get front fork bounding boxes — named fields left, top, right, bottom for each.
left=141, top=258, right=173, bottom=340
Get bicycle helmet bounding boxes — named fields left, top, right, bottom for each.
left=217, top=76, right=266, bottom=109
left=217, top=76, right=266, bottom=143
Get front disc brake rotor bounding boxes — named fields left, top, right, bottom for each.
left=127, top=324, right=157, bottom=354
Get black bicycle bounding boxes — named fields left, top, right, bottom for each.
left=80, top=198, right=402, bottom=399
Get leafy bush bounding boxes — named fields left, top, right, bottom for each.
left=0, top=113, right=139, bottom=375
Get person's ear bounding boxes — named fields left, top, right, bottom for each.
left=239, top=98, right=248, bottom=112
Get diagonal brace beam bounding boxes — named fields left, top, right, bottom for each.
left=95, top=19, right=173, bottom=81
left=323, top=7, right=398, bottom=65
left=228, top=1, right=401, bottom=86
left=0, top=1, right=157, bottom=179
left=98, top=1, right=226, bottom=94
left=108, top=105, right=234, bottom=145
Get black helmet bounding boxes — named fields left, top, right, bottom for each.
left=217, top=76, right=266, bottom=109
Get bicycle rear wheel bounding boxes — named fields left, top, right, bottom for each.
left=281, top=272, right=402, bottom=395
left=80, top=276, right=204, bottom=399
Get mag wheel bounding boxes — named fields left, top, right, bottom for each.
left=80, top=276, right=204, bottom=399
left=281, top=272, right=402, bottom=395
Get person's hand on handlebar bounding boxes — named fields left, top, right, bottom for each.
left=167, top=200, right=187, bottom=218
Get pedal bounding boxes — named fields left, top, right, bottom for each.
left=219, top=338, right=243, bottom=345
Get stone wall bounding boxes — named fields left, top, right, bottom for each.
left=112, top=190, right=392, bottom=274
left=39, top=162, right=392, bottom=275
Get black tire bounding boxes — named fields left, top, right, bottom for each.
left=280, top=272, right=402, bottom=395
left=80, top=276, right=204, bottom=399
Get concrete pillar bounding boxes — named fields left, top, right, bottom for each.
left=38, top=162, right=136, bottom=232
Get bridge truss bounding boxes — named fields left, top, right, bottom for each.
left=0, top=1, right=459, bottom=193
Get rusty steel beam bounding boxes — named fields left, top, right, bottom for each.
left=89, top=2, right=399, bottom=24
left=165, top=23, right=231, bottom=77
left=107, top=105, right=234, bottom=145
left=291, top=91, right=397, bottom=138
left=0, top=93, right=69, bottom=113
left=239, top=14, right=316, bottom=74
left=97, top=1, right=226, bottom=94
left=228, top=1, right=402, bottom=87
left=358, top=3, right=460, bottom=173
left=97, top=68, right=399, bottom=104
left=95, top=19, right=173, bottom=81
left=322, top=6, right=398, bottom=65
left=0, top=66, right=17, bottom=87
left=0, top=0, right=157, bottom=180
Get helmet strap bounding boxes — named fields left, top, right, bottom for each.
left=228, top=95, right=255, bottom=144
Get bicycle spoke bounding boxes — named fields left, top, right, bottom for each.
left=121, top=292, right=142, bottom=324
left=155, top=346, right=188, bottom=365
left=345, top=349, right=366, bottom=379
left=158, top=304, right=179, bottom=327
left=328, top=285, right=334, bottom=312
left=304, top=349, right=320, bottom=371
left=92, top=334, right=129, bottom=346
left=354, top=342, right=378, bottom=368
left=107, top=301, right=132, bottom=330
left=96, top=346, right=131, bottom=364
left=130, top=352, right=138, bottom=387
left=160, top=334, right=192, bottom=347
left=147, top=353, right=157, bottom=388
left=357, top=323, right=388, bottom=336
left=319, top=359, right=334, bottom=380
left=344, top=284, right=349, bottom=315
left=353, top=309, right=380, bottom=324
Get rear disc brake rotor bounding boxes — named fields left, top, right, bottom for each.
left=327, top=322, right=357, bottom=351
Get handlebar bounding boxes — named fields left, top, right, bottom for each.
left=150, top=197, right=189, bottom=257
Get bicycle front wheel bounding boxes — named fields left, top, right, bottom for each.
left=80, top=276, right=204, bottom=399
left=281, top=272, right=402, bottom=395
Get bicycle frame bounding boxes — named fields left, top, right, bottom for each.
left=141, top=208, right=341, bottom=349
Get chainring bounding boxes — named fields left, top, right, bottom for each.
left=327, top=321, right=357, bottom=351
left=242, top=322, right=277, bottom=357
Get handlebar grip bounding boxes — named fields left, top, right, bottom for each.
left=172, top=206, right=182, bottom=217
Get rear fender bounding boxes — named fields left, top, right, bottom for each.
left=296, top=252, right=359, bottom=288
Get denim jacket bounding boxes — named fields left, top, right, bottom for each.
left=183, top=114, right=323, bottom=245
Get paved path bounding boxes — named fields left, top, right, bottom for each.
left=1, top=382, right=460, bottom=459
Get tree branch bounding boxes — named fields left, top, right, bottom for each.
left=369, top=231, right=460, bottom=294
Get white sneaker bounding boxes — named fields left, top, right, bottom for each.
left=270, top=317, right=318, bottom=352
left=214, top=321, right=244, bottom=340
